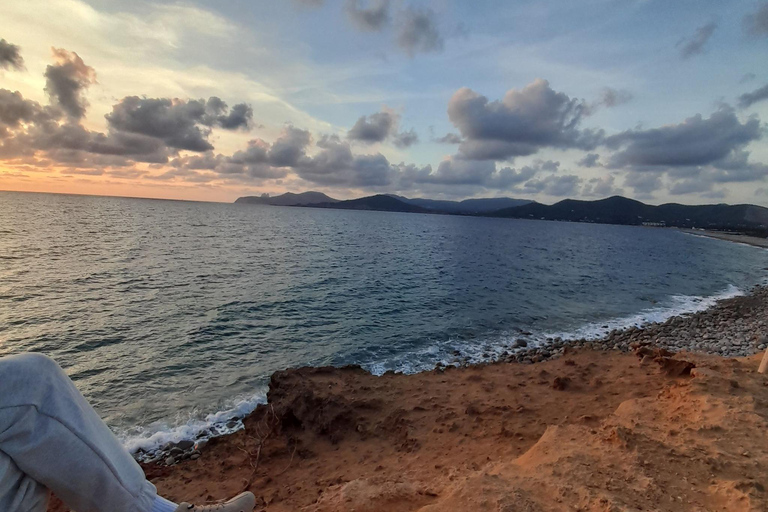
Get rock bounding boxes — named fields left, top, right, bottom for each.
left=165, top=456, right=176, bottom=466
left=514, top=339, right=528, bottom=348
left=552, top=376, right=570, bottom=390
left=176, top=439, right=195, bottom=451
left=169, top=447, right=183, bottom=457
left=190, top=452, right=201, bottom=460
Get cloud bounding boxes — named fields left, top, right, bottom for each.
left=0, top=39, right=24, bottom=71
left=595, top=88, right=633, bottom=108
left=582, top=175, right=623, bottom=197
left=347, top=109, right=397, bottom=143
left=744, top=2, right=768, bottom=37
left=605, top=106, right=762, bottom=168
left=668, top=178, right=713, bottom=195
left=393, top=128, right=418, bottom=148
left=623, top=172, right=663, bottom=196
left=738, top=83, right=768, bottom=108
left=396, top=7, right=444, bottom=57
left=168, top=128, right=313, bottom=181
left=266, top=126, right=312, bottom=167
left=447, top=79, right=603, bottom=161
left=292, top=0, right=324, bottom=6
left=106, top=96, right=254, bottom=152
left=677, top=22, right=717, bottom=59
left=578, top=153, right=600, bottom=168
left=294, top=134, right=394, bottom=187
left=346, top=0, right=390, bottom=31
left=0, top=90, right=52, bottom=128
left=44, top=48, right=97, bottom=119
left=435, top=133, right=462, bottom=144
left=399, top=157, right=557, bottom=192
left=522, top=174, right=582, bottom=196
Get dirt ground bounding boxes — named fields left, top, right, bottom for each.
left=49, top=347, right=768, bottom=511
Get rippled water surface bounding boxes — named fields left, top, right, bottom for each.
left=1, top=191, right=766, bottom=450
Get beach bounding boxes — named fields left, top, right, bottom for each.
left=47, top=280, right=768, bottom=511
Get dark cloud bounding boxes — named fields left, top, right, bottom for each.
left=216, top=102, right=253, bottom=130
left=738, top=83, right=768, bottom=108
left=522, top=174, right=582, bottom=196
left=44, top=48, right=96, bottom=119
left=447, top=79, right=603, bottom=161
left=605, top=106, right=762, bottom=168
left=396, top=7, right=444, bottom=57
left=744, top=2, right=768, bottom=37
left=399, top=157, right=555, bottom=191
left=677, top=22, right=717, bottom=59
left=578, top=153, right=600, bottom=168
left=669, top=178, right=713, bottom=195
left=347, top=110, right=397, bottom=143
left=0, top=39, right=24, bottom=71
left=393, top=128, right=418, bottom=148
left=106, top=96, right=254, bottom=152
left=346, top=0, right=390, bottom=31
left=267, top=126, right=311, bottom=167
left=623, top=172, right=663, bottom=196
left=582, top=175, right=623, bottom=197
left=0, top=90, right=52, bottom=128
left=435, top=132, right=462, bottom=144
left=294, top=134, right=394, bottom=187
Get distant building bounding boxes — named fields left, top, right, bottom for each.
left=642, top=221, right=666, bottom=227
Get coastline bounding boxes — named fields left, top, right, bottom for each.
left=679, top=228, right=768, bottom=249
left=48, top=282, right=768, bottom=511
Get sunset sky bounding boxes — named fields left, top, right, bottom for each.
left=1, top=0, right=768, bottom=204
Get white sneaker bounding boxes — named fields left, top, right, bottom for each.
left=174, top=492, right=256, bottom=512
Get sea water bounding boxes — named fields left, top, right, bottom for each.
left=1, top=191, right=766, bottom=453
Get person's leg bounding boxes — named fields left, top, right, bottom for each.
left=0, top=450, right=49, bottom=512
left=0, top=353, right=157, bottom=512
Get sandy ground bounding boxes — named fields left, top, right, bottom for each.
left=49, top=347, right=768, bottom=511
left=679, top=228, right=768, bottom=249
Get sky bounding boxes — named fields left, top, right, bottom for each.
left=1, top=0, right=767, bottom=205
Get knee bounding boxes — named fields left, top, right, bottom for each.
left=0, top=352, right=64, bottom=386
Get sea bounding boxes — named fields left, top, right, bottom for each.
left=1, top=190, right=767, bottom=455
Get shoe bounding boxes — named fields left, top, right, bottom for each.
left=174, top=492, right=256, bottom=512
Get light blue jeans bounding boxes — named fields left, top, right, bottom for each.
left=0, top=353, right=157, bottom=512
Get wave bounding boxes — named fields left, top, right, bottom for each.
left=365, top=284, right=745, bottom=376
left=118, top=284, right=745, bottom=457
left=118, top=391, right=267, bottom=459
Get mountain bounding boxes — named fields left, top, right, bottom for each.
left=235, top=191, right=338, bottom=206
left=306, top=194, right=431, bottom=213
left=390, top=195, right=532, bottom=214
left=494, top=196, right=768, bottom=231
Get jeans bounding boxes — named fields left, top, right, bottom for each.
left=0, top=353, right=157, bottom=512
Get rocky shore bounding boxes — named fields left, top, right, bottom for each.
left=47, top=279, right=768, bottom=511
left=138, top=284, right=768, bottom=468
left=499, top=285, right=768, bottom=365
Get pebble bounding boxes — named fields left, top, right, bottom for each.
left=500, top=285, right=768, bottom=364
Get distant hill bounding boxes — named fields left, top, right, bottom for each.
left=236, top=192, right=768, bottom=234
left=235, top=191, right=338, bottom=206
left=494, top=196, right=768, bottom=230
left=390, top=195, right=532, bottom=214
left=307, top=195, right=431, bottom=213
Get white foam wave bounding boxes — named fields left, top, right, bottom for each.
left=366, top=284, right=745, bottom=376
left=117, top=391, right=266, bottom=459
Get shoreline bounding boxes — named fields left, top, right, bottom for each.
left=50, top=275, right=768, bottom=511
left=123, top=281, right=757, bottom=460
left=679, top=228, right=768, bottom=249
